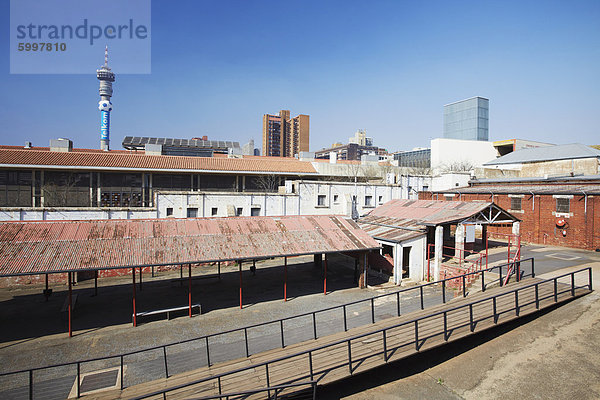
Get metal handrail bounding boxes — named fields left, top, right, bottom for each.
left=187, top=380, right=317, bottom=400
left=132, top=267, right=592, bottom=400
left=0, top=257, right=534, bottom=380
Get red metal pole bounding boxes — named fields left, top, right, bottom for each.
left=284, top=257, right=287, bottom=302
left=132, top=267, right=137, bottom=327
left=323, top=254, right=327, bottom=295
left=68, top=272, right=72, bottom=337
left=239, top=261, right=243, bottom=309
left=485, top=231, right=489, bottom=269
left=188, top=264, right=192, bottom=317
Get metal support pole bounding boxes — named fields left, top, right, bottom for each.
left=284, top=257, right=287, bottom=302
left=188, top=264, right=192, bottom=317
left=442, top=280, right=446, bottom=303
left=68, top=272, right=72, bottom=337
left=589, top=267, right=593, bottom=291
left=239, top=261, right=243, bottom=309
left=485, top=231, right=489, bottom=269
left=94, top=270, right=98, bottom=297
left=139, top=267, right=142, bottom=291
left=323, top=254, right=327, bottom=295
left=132, top=268, right=137, bottom=327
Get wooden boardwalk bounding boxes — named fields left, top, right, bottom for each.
left=86, top=273, right=592, bottom=400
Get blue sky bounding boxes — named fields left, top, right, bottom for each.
left=1, top=0, right=599, bottom=153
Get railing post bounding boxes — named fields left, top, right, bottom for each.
left=531, top=258, right=535, bottom=278
left=312, top=313, right=317, bottom=339
left=469, top=304, right=474, bottom=332
left=420, top=286, right=424, bottom=310
left=535, top=283, right=539, bottom=309
left=280, top=320, right=285, bottom=348
left=370, top=298, right=375, bottom=324
left=493, top=297, right=497, bottom=323
left=414, top=320, right=419, bottom=351
left=396, top=291, right=401, bottom=316
left=383, top=330, right=388, bottom=362
left=481, top=270, right=486, bottom=292
left=162, top=346, right=169, bottom=378
left=218, top=376, right=222, bottom=395
left=571, top=272, right=575, bottom=296
left=265, top=364, right=270, bottom=398
left=29, top=369, right=33, bottom=400
left=554, top=278, right=558, bottom=302
left=442, top=280, right=446, bottom=303
left=515, top=291, right=519, bottom=316
left=347, top=341, right=353, bottom=374
left=308, top=351, right=314, bottom=380
left=76, top=362, right=80, bottom=398
left=120, top=355, right=124, bottom=390
left=206, top=336, right=211, bottom=367
left=462, top=275, right=466, bottom=297
left=589, top=268, right=593, bottom=291
left=244, top=328, right=249, bottom=357
left=499, top=266, right=503, bottom=287
left=443, top=311, right=448, bottom=341
left=343, top=305, right=347, bottom=331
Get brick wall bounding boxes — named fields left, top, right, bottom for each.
left=420, top=191, right=600, bottom=251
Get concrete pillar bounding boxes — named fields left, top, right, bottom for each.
left=512, top=221, right=520, bottom=236
left=455, top=223, right=465, bottom=261
left=393, top=244, right=401, bottom=285
left=433, top=226, right=443, bottom=281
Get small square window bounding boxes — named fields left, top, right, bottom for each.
left=211, top=207, right=218, bottom=216
left=166, top=207, right=173, bottom=216
left=365, top=195, right=373, bottom=206
left=251, top=207, right=260, bottom=216
left=236, top=207, right=243, bottom=216
left=187, top=208, right=198, bottom=218
left=510, top=197, right=522, bottom=211
left=556, top=198, right=570, bottom=213
left=317, top=194, right=326, bottom=206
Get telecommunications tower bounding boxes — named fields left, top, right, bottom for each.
left=97, top=46, right=115, bottom=151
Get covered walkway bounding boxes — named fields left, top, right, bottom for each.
left=0, top=215, right=380, bottom=337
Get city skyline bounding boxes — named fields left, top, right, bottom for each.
left=0, top=0, right=599, bottom=153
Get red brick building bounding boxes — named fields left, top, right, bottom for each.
left=419, top=176, right=600, bottom=251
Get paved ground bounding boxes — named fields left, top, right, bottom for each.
left=1, top=245, right=598, bottom=399
left=0, top=254, right=449, bottom=399
left=318, top=259, right=600, bottom=399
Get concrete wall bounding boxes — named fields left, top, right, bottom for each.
left=431, top=173, right=472, bottom=191
left=480, top=158, right=599, bottom=179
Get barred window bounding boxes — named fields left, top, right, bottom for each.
left=556, top=198, right=570, bottom=213
left=510, top=197, right=522, bottom=211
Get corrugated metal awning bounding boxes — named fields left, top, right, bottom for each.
left=0, top=215, right=380, bottom=277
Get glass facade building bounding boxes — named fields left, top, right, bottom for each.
left=443, top=97, right=489, bottom=141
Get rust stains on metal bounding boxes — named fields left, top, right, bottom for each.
left=0, top=215, right=380, bottom=277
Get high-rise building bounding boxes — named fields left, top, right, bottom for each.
left=262, top=110, right=309, bottom=157
left=443, top=97, right=489, bottom=141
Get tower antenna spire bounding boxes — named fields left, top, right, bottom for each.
left=104, top=45, right=108, bottom=67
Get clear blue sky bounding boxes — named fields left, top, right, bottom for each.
left=1, top=0, right=599, bottom=153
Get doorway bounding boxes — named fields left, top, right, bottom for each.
left=402, top=246, right=411, bottom=278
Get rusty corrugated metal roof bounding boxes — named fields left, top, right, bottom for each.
left=0, top=148, right=317, bottom=174
left=357, top=215, right=426, bottom=243
left=0, top=215, right=380, bottom=277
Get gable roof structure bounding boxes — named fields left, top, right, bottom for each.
left=483, top=143, right=600, bottom=166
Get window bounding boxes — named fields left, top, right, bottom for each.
left=365, top=195, right=373, bottom=207
left=251, top=207, right=260, bottom=216
left=422, top=185, right=429, bottom=192
left=187, top=208, right=198, bottom=218
left=317, top=194, right=326, bottom=206
left=378, top=195, right=383, bottom=204
left=211, top=207, right=218, bottom=216
left=166, top=207, right=173, bottom=216
left=333, top=194, right=339, bottom=203
left=510, top=197, right=522, bottom=211
left=556, top=198, right=570, bottom=213
left=236, top=207, right=243, bottom=216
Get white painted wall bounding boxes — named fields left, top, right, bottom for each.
left=431, top=172, right=472, bottom=191
left=431, top=138, right=497, bottom=174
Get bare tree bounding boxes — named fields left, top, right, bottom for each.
left=251, top=174, right=281, bottom=193
left=42, top=173, right=86, bottom=207
left=438, top=161, right=476, bottom=173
